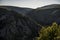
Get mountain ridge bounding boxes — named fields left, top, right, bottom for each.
left=37, top=4, right=60, bottom=10
left=27, top=4, right=60, bottom=25
left=0, top=6, right=33, bottom=15
left=0, top=4, right=60, bottom=40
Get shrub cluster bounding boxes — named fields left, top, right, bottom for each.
left=37, top=22, right=60, bottom=40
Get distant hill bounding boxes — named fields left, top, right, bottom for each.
left=0, top=8, right=40, bottom=40
left=37, top=4, right=60, bottom=9
left=0, top=6, right=33, bottom=15
left=27, top=4, right=60, bottom=25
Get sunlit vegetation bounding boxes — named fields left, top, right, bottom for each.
left=37, top=22, right=60, bottom=40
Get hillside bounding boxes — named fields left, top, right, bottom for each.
left=0, top=4, right=60, bottom=40
left=0, top=8, right=40, bottom=40
left=0, top=6, right=33, bottom=15
left=37, top=4, right=60, bottom=9
left=27, top=4, right=60, bottom=25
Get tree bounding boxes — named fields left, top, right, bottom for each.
left=37, top=22, right=60, bottom=40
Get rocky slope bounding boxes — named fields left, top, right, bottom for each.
left=27, top=4, right=60, bottom=25
left=0, top=8, right=40, bottom=40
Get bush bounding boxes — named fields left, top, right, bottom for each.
left=37, top=22, right=60, bottom=40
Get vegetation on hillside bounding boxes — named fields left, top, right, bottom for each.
left=0, top=8, right=39, bottom=40
left=37, top=22, right=60, bottom=40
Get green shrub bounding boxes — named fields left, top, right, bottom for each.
left=37, top=22, right=60, bottom=40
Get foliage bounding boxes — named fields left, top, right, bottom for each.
left=37, top=22, right=60, bottom=40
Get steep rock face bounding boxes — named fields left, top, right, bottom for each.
left=0, top=6, right=33, bottom=15
left=27, top=4, right=60, bottom=25
left=0, top=8, right=40, bottom=40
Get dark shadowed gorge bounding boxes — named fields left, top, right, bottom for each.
left=0, top=4, right=60, bottom=40
left=0, top=8, right=40, bottom=40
